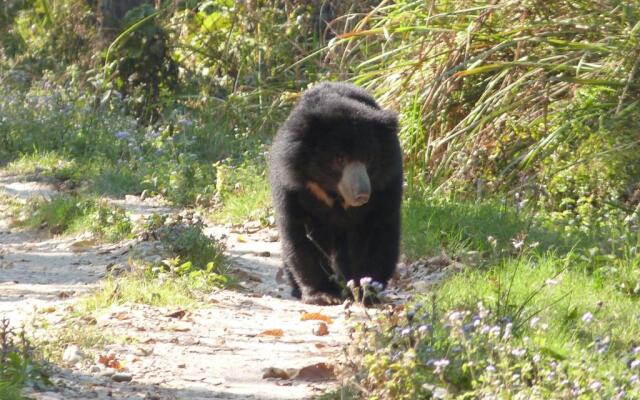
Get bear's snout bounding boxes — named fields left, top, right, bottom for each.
left=338, top=161, right=371, bottom=207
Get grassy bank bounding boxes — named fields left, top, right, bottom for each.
left=337, top=195, right=640, bottom=399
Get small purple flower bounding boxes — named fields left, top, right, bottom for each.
left=631, top=360, right=640, bottom=369
left=530, top=317, right=541, bottom=328
left=359, top=277, right=372, bottom=287
left=615, top=391, right=627, bottom=400
left=114, top=130, right=130, bottom=140
left=595, top=336, right=610, bottom=354
left=433, top=359, right=449, bottom=374
left=489, top=326, right=501, bottom=337
left=511, top=348, right=526, bottom=358
left=401, top=328, right=412, bottom=337
left=418, top=324, right=431, bottom=335
left=146, top=129, right=160, bottom=139
left=486, top=364, right=496, bottom=373
left=370, top=281, right=384, bottom=292
left=502, top=323, right=513, bottom=340
left=448, top=311, right=463, bottom=324
left=346, top=279, right=356, bottom=290
left=589, top=381, right=602, bottom=391
left=582, top=312, right=593, bottom=323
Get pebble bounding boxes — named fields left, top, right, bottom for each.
left=62, top=345, right=84, bottom=364
left=112, top=372, right=133, bottom=382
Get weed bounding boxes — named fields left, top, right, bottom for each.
left=82, top=211, right=230, bottom=310
left=210, top=159, right=272, bottom=225
left=0, top=318, right=50, bottom=398
left=18, top=195, right=133, bottom=242
left=142, top=211, right=226, bottom=270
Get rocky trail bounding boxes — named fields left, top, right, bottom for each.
left=0, top=174, right=447, bottom=400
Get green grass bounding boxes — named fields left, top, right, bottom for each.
left=3, top=151, right=78, bottom=180
left=401, top=195, right=561, bottom=261
left=437, top=250, right=640, bottom=352
left=79, top=258, right=230, bottom=311
left=19, top=194, right=133, bottom=242
left=82, top=272, right=224, bottom=310
left=87, top=166, right=145, bottom=197
left=81, top=214, right=230, bottom=310
left=0, top=381, right=23, bottom=400
left=210, top=160, right=272, bottom=225
left=346, top=195, right=640, bottom=399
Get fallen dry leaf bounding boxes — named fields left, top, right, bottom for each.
left=111, top=312, right=130, bottom=321
left=232, top=269, right=263, bottom=283
left=293, top=362, right=336, bottom=381
left=166, top=309, right=187, bottom=319
left=301, top=312, right=333, bottom=324
left=169, top=323, right=191, bottom=332
left=312, top=322, right=329, bottom=336
left=258, top=329, right=284, bottom=338
left=262, top=367, right=291, bottom=380
left=97, top=353, right=124, bottom=371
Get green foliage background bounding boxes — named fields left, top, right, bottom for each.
left=1, top=1, right=640, bottom=398
left=1, top=0, right=638, bottom=230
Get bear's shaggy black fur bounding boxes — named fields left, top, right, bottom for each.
left=269, top=82, right=402, bottom=305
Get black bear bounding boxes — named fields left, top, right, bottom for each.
left=269, top=82, right=402, bottom=305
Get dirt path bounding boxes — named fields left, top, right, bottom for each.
left=0, top=176, right=357, bottom=400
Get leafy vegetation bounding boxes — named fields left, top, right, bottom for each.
left=15, top=195, right=133, bottom=242
left=82, top=211, right=230, bottom=310
left=1, top=0, right=639, bottom=398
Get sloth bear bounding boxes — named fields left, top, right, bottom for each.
left=269, top=82, right=402, bottom=305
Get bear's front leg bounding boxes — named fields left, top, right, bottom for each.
left=279, top=218, right=344, bottom=305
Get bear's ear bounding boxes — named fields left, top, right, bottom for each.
left=377, top=109, right=399, bottom=134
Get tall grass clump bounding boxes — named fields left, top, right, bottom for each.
left=327, top=0, right=640, bottom=228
